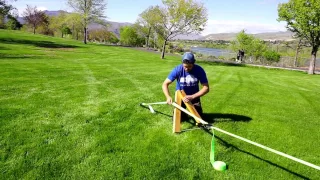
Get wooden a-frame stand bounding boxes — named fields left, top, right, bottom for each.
left=173, top=90, right=202, bottom=133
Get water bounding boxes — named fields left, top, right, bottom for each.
left=190, top=47, right=234, bottom=58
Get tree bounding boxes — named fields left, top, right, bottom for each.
left=230, top=30, right=254, bottom=51
left=137, top=6, right=158, bottom=49
left=0, top=0, right=17, bottom=28
left=107, top=32, right=119, bottom=44
left=230, top=30, right=254, bottom=61
left=230, top=30, right=268, bottom=62
left=251, top=39, right=267, bottom=62
left=0, top=0, right=14, bottom=15
left=278, top=0, right=320, bottom=74
left=89, top=29, right=119, bottom=44
left=22, top=5, right=47, bottom=34
left=293, top=39, right=310, bottom=67
left=148, top=0, right=208, bottom=59
left=68, top=0, right=107, bottom=44
left=49, top=11, right=69, bottom=38
left=120, top=26, right=144, bottom=46
left=263, top=50, right=281, bottom=63
left=36, top=16, right=52, bottom=35
left=284, top=38, right=310, bottom=67
left=65, top=13, right=83, bottom=40
left=5, top=14, right=21, bottom=30
left=133, top=21, right=151, bottom=48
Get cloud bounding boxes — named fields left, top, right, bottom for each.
left=202, top=19, right=287, bottom=35
left=37, top=6, right=48, bottom=11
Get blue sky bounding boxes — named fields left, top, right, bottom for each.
left=12, top=0, right=289, bottom=35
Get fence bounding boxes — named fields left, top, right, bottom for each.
left=242, top=56, right=320, bottom=69
left=191, top=49, right=320, bottom=69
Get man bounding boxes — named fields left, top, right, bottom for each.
left=236, top=49, right=245, bottom=63
left=162, top=52, right=209, bottom=118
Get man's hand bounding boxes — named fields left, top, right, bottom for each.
left=166, top=96, right=173, bottom=104
left=162, top=78, right=173, bottom=105
left=183, top=95, right=194, bottom=103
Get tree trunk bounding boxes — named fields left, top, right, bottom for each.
left=84, top=0, right=87, bottom=44
left=72, top=24, right=75, bottom=39
left=0, top=15, right=4, bottom=28
left=33, top=25, right=36, bottom=34
left=161, top=40, right=167, bottom=59
left=294, top=47, right=299, bottom=67
left=146, top=27, right=151, bottom=49
left=308, top=47, right=318, bottom=74
left=84, top=27, right=87, bottom=44
left=76, top=31, right=79, bottom=40
left=294, top=39, right=302, bottom=67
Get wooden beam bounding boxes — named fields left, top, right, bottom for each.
left=179, top=90, right=202, bottom=124
left=173, top=90, right=182, bottom=133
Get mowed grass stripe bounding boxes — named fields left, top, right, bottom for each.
left=1, top=30, right=319, bottom=179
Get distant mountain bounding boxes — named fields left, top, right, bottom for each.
left=17, top=10, right=67, bottom=25
left=86, top=21, right=132, bottom=37
left=252, top=31, right=295, bottom=41
left=201, top=33, right=238, bottom=41
left=42, top=10, right=67, bottom=17
left=102, top=21, right=132, bottom=37
left=202, top=31, right=295, bottom=41
left=17, top=10, right=131, bottom=37
left=173, top=33, right=203, bottom=40
left=17, top=17, right=25, bottom=24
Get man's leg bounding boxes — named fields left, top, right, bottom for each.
left=182, top=98, right=203, bottom=123
left=181, top=103, right=189, bottom=121
left=192, top=100, right=203, bottom=117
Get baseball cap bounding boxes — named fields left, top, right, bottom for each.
left=182, top=52, right=196, bottom=64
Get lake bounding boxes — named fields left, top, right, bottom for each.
left=190, top=47, right=235, bottom=58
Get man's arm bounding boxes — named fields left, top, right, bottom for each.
left=162, top=78, right=173, bottom=104
left=183, top=83, right=209, bottom=103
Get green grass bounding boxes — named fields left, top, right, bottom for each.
left=1, top=29, right=320, bottom=179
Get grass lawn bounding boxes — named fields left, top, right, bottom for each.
left=0, top=29, right=320, bottom=179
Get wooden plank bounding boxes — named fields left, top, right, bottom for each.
left=179, top=90, right=202, bottom=124
left=173, top=90, right=182, bottom=133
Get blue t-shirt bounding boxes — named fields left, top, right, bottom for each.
left=167, top=64, right=208, bottom=95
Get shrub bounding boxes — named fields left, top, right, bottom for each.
left=263, top=50, right=281, bottom=62
left=207, top=55, right=216, bottom=59
left=5, top=16, right=22, bottom=30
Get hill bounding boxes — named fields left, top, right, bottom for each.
left=17, top=10, right=132, bottom=37
left=202, top=31, right=295, bottom=41
left=173, top=33, right=204, bottom=40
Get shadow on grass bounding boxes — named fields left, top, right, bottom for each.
left=177, top=113, right=309, bottom=178
left=139, top=106, right=311, bottom=178
left=200, top=60, right=246, bottom=67
left=0, top=54, right=49, bottom=60
left=0, top=46, right=9, bottom=50
left=139, top=104, right=172, bottom=118
left=178, top=113, right=252, bottom=129
left=202, top=113, right=252, bottom=124
left=0, top=37, right=80, bottom=49
left=0, top=54, right=33, bottom=59
left=202, top=129, right=311, bottom=179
